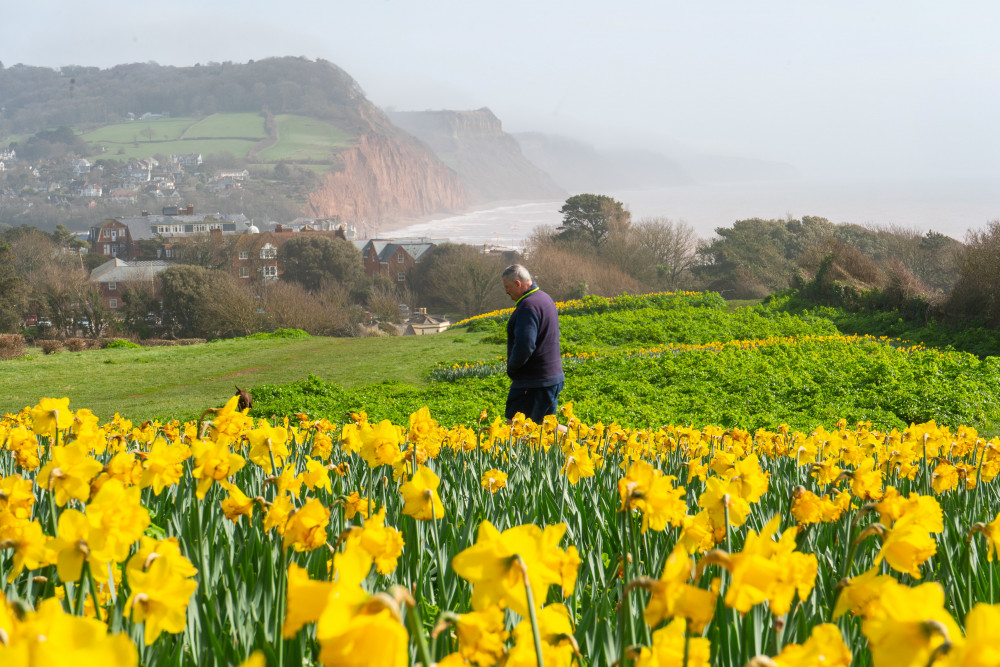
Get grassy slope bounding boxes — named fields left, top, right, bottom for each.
left=0, top=330, right=502, bottom=422
left=256, top=115, right=354, bottom=161
left=80, top=112, right=353, bottom=167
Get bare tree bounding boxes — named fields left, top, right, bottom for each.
left=632, top=217, right=700, bottom=290
left=414, top=244, right=510, bottom=318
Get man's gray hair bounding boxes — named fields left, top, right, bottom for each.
left=502, top=264, right=532, bottom=284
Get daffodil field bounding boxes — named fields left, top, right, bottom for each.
left=3, top=292, right=1000, bottom=666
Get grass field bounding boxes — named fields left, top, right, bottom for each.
left=255, top=114, right=355, bottom=161
left=81, top=117, right=195, bottom=144
left=182, top=113, right=267, bottom=139
left=0, top=330, right=501, bottom=421
left=78, top=112, right=354, bottom=168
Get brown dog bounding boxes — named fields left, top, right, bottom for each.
left=235, top=386, right=252, bottom=412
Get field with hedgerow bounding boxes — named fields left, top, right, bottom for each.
left=2, top=292, right=1000, bottom=666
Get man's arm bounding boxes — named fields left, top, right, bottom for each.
left=507, top=309, right=539, bottom=373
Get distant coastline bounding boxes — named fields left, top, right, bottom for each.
left=379, top=178, right=999, bottom=247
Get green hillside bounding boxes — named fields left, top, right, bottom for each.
left=79, top=112, right=355, bottom=170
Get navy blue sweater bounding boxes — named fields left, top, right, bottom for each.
left=506, top=285, right=564, bottom=389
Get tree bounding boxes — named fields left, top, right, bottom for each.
left=279, top=236, right=364, bottom=292
left=159, top=265, right=217, bottom=337
left=556, top=194, right=628, bottom=249
left=413, top=244, right=510, bottom=318
left=626, top=217, right=698, bottom=290
left=0, top=240, right=25, bottom=332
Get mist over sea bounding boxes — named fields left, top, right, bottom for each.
left=386, top=179, right=999, bottom=248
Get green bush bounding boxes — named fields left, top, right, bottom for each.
left=103, top=339, right=142, bottom=349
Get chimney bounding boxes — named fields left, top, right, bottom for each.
left=186, top=204, right=194, bottom=215
left=141, top=210, right=148, bottom=216
left=419, top=307, right=427, bottom=315
left=275, top=223, right=283, bottom=232
left=210, top=228, right=222, bottom=241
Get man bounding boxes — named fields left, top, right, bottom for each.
left=501, top=264, right=564, bottom=424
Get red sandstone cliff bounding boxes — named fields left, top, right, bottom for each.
left=305, top=130, right=467, bottom=225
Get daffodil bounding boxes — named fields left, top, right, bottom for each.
left=247, top=421, right=290, bottom=473
left=768, top=622, right=851, bottom=667
left=643, top=546, right=717, bottom=632
left=634, top=618, right=712, bottom=667
left=451, top=521, right=577, bottom=619
left=220, top=483, right=255, bottom=523
left=862, top=581, right=962, bottom=667
left=191, top=438, right=246, bottom=499
left=481, top=468, right=507, bottom=494
left=124, top=552, right=199, bottom=645
left=283, top=498, right=330, bottom=552
left=359, top=420, right=404, bottom=468
left=345, top=507, right=405, bottom=575
left=29, top=397, right=73, bottom=437
left=5, top=597, right=138, bottom=665
left=138, top=437, right=189, bottom=495
left=49, top=508, right=91, bottom=582
left=561, top=444, right=595, bottom=484
left=87, top=479, right=150, bottom=563
left=400, top=465, right=445, bottom=520
left=301, top=456, right=332, bottom=493
left=453, top=606, right=508, bottom=666
left=37, top=441, right=103, bottom=506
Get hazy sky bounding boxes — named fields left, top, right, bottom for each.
left=5, top=0, right=1000, bottom=182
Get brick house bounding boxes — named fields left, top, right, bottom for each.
left=229, top=227, right=348, bottom=282
left=88, top=206, right=250, bottom=260
left=359, top=238, right=439, bottom=285
left=90, top=258, right=171, bottom=311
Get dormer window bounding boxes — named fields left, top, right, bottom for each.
left=260, top=243, right=277, bottom=259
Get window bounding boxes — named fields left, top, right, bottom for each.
left=165, top=247, right=174, bottom=258
left=397, top=271, right=406, bottom=282
left=260, top=243, right=277, bottom=259
left=108, top=282, right=117, bottom=291
left=110, top=230, right=117, bottom=241
left=240, top=267, right=250, bottom=278
left=262, top=265, right=278, bottom=278
left=397, top=253, right=405, bottom=263
left=109, top=299, right=118, bottom=309
left=239, top=251, right=249, bottom=260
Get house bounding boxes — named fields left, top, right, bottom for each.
left=89, top=219, right=134, bottom=258
left=359, top=237, right=441, bottom=284
left=88, top=205, right=250, bottom=259
left=110, top=188, right=138, bottom=205
left=229, top=226, right=350, bottom=282
left=80, top=184, right=103, bottom=198
left=90, top=258, right=171, bottom=311
left=403, top=309, right=451, bottom=335
left=72, top=159, right=91, bottom=176
left=171, top=153, right=202, bottom=168
left=214, top=169, right=249, bottom=181
left=123, top=158, right=157, bottom=183
left=0, top=148, right=15, bottom=161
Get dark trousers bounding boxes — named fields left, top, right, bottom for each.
left=505, top=381, right=564, bottom=423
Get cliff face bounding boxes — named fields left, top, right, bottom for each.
left=388, top=108, right=566, bottom=204
left=306, top=129, right=467, bottom=224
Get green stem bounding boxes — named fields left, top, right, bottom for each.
left=406, top=596, right=434, bottom=667
left=515, top=556, right=546, bottom=667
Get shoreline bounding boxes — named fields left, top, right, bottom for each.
left=374, top=198, right=563, bottom=237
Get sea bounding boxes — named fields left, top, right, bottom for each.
left=383, top=179, right=1000, bottom=249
